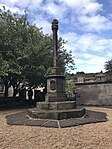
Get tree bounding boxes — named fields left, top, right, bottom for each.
left=0, top=7, right=75, bottom=97
left=105, top=59, right=112, bottom=72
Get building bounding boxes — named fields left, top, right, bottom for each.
left=74, top=72, right=106, bottom=83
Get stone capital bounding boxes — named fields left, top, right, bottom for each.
left=52, top=19, right=58, bottom=30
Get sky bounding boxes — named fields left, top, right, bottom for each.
left=0, top=0, right=112, bottom=73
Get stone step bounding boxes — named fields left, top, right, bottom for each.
left=36, top=101, right=76, bottom=110
left=28, top=107, right=85, bottom=120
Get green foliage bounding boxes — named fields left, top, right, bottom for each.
left=105, top=59, right=112, bottom=72
left=65, top=82, right=75, bottom=92
left=65, top=72, right=75, bottom=80
left=74, top=72, right=95, bottom=78
left=0, top=7, right=75, bottom=96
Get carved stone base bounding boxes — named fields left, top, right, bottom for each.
left=45, top=93, right=67, bottom=102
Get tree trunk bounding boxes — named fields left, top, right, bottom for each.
left=13, top=85, right=18, bottom=97
left=4, top=84, right=8, bottom=97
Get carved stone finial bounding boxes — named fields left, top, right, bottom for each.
left=52, top=19, right=58, bottom=30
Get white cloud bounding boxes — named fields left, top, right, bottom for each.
left=77, top=34, right=96, bottom=52
left=60, top=0, right=102, bottom=15
left=83, top=53, right=94, bottom=58
left=79, top=15, right=112, bottom=32
left=61, top=31, right=112, bottom=73
left=78, top=65, right=104, bottom=73
left=26, top=0, right=43, bottom=11
left=61, top=32, right=78, bottom=51
left=62, top=32, right=112, bottom=54
left=41, top=1, right=68, bottom=20
left=75, top=56, right=108, bottom=73
left=9, top=0, right=18, bottom=3
left=60, top=0, right=111, bottom=32
left=61, top=0, right=92, bottom=9
left=33, top=17, right=51, bottom=34
left=61, top=32, right=93, bottom=52
left=61, top=0, right=82, bottom=8
left=75, top=58, right=86, bottom=64
left=0, top=0, right=18, bottom=6
left=44, top=3, right=59, bottom=16
left=82, top=2, right=102, bottom=15
left=0, top=0, right=43, bottom=10
left=0, top=4, right=24, bottom=14
left=107, top=52, right=112, bottom=58
left=1, top=0, right=112, bottom=33
left=94, top=39, right=112, bottom=51
left=87, top=56, right=108, bottom=65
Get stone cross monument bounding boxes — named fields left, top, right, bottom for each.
left=28, top=19, right=85, bottom=120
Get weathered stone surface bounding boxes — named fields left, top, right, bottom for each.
left=28, top=107, right=85, bottom=120
left=75, top=82, right=112, bottom=106
left=46, top=75, right=66, bottom=102
left=45, top=93, right=67, bottom=102
left=36, top=101, right=76, bottom=110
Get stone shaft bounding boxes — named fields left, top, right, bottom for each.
left=52, top=19, right=58, bottom=74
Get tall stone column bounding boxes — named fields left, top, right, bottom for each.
left=52, top=19, right=59, bottom=74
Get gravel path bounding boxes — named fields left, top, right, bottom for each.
left=0, top=107, right=112, bottom=149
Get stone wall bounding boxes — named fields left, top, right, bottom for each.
left=75, top=82, right=112, bottom=106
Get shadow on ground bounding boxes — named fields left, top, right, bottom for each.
left=5, top=109, right=107, bottom=128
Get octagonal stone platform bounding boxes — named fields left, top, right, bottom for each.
left=6, top=108, right=107, bottom=128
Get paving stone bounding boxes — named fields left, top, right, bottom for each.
left=41, top=120, right=59, bottom=128
left=5, top=109, right=107, bottom=128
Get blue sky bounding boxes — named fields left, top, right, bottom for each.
left=0, top=0, right=112, bottom=73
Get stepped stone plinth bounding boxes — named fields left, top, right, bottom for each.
left=36, top=101, right=76, bottom=110
left=28, top=107, right=85, bottom=120
left=28, top=19, right=85, bottom=121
